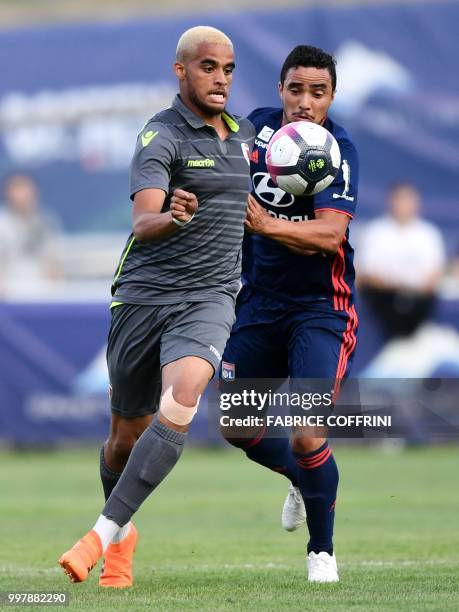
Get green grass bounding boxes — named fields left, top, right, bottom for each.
left=1, top=444, right=459, bottom=610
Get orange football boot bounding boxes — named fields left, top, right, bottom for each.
left=58, top=530, right=103, bottom=583
left=99, top=523, right=138, bottom=588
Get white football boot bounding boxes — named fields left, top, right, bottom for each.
left=307, top=551, right=339, bottom=582
left=281, top=484, right=306, bottom=531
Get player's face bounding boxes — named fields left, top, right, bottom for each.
left=279, top=66, right=334, bottom=126
left=174, top=43, right=235, bottom=118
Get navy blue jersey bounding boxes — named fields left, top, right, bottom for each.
left=244, top=107, right=359, bottom=311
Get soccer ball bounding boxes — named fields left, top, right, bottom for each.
left=266, top=121, right=341, bottom=196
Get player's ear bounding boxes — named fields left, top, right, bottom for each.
left=174, top=61, right=186, bottom=81
left=278, top=81, right=283, bottom=99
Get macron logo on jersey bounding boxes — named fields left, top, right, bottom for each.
left=187, top=159, right=215, bottom=168
left=257, top=125, right=275, bottom=143
left=141, top=130, right=159, bottom=147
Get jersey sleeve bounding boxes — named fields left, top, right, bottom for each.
left=129, top=122, right=179, bottom=201
left=313, top=140, right=359, bottom=218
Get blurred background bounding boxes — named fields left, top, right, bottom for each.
left=0, top=0, right=458, bottom=447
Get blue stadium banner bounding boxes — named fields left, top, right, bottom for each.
left=0, top=1, right=458, bottom=236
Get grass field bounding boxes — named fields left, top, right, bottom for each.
left=1, top=444, right=459, bottom=611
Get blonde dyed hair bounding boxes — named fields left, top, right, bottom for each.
left=176, top=26, right=233, bottom=62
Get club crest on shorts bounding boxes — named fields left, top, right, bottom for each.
left=222, top=361, right=235, bottom=380
left=241, top=143, right=250, bottom=165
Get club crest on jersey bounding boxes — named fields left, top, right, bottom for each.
left=257, top=125, right=275, bottom=143
left=222, top=361, right=235, bottom=380
left=241, top=143, right=251, bottom=165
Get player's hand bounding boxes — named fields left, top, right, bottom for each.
left=170, top=189, right=198, bottom=224
left=245, top=193, right=271, bottom=234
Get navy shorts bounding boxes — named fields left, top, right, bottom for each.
left=222, top=288, right=358, bottom=380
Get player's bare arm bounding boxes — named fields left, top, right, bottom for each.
left=133, top=188, right=198, bottom=243
left=245, top=193, right=349, bottom=254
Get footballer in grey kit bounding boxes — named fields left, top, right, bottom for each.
left=114, top=93, right=251, bottom=304
left=59, top=26, right=255, bottom=587
left=108, top=94, right=254, bottom=418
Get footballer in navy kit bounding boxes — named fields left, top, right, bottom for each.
left=221, top=45, right=359, bottom=583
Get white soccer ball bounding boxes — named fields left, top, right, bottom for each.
left=266, top=121, right=341, bottom=196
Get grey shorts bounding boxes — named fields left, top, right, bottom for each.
left=106, top=297, right=235, bottom=418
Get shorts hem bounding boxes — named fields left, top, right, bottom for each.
left=110, top=405, right=157, bottom=419
left=160, top=351, right=219, bottom=376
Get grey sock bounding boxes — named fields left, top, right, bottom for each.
left=100, top=446, right=122, bottom=501
left=102, top=419, right=186, bottom=526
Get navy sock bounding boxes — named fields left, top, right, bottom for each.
left=100, top=446, right=122, bottom=501
left=293, top=442, right=338, bottom=555
left=243, top=428, right=298, bottom=486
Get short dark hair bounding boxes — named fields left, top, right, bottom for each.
left=280, top=45, right=337, bottom=91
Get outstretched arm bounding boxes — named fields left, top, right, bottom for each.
left=245, top=194, right=349, bottom=255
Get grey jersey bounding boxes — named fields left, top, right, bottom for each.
left=111, top=95, right=255, bottom=305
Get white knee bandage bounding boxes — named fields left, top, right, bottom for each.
left=159, top=386, right=200, bottom=426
